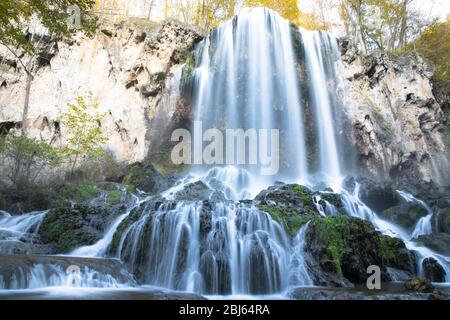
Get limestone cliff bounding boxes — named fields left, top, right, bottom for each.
left=0, top=20, right=201, bottom=163
left=339, top=40, right=449, bottom=193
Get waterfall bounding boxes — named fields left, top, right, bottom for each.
left=396, top=190, right=433, bottom=239
left=114, top=199, right=295, bottom=295
left=189, top=8, right=344, bottom=189
left=289, top=222, right=314, bottom=286
left=0, top=210, right=46, bottom=241
left=341, top=185, right=450, bottom=283
left=71, top=194, right=144, bottom=258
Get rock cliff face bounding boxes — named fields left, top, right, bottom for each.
left=1, top=24, right=449, bottom=192
left=339, top=40, right=449, bottom=192
left=0, top=21, right=201, bottom=163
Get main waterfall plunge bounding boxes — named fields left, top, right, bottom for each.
left=187, top=8, right=345, bottom=190
left=106, top=8, right=349, bottom=295
left=1, top=8, right=448, bottom=297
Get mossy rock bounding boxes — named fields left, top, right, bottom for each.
left=379, top=235, right=416, bottom=273
left=256, top=184, right=318, bottom=216
left=109, top=204, right=146, bottom=255
left=306, top=215, right=385, bottom=284
left=39, top=205, right=101, bottom=253
left=0, top=182, right=101, bottom=214
left=107, top=189, right=123, bottom=205
left=122, top=162, right=168, bottom=193
left=380, top=203, right=428, bottom=230
left=258, top=204, right=317, bottom=235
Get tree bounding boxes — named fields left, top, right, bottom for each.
left=59, top=93, right=109, bottom=174
left=244, top=0, right=331, bottom=30
left=339, top=0, right=437, bottom=53
left=0, top=135, right=62, bottom=190
left=408, top=16, right=450, bottom=84
left=0, top=0, right=96, bottom=135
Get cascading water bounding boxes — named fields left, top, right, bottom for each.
left=71, top=194, right=143, bottom=257
left=103, top=8, right=350, bottom=295
left=189, top=8, right=344, bottom=189
left=396, top=190, right=434, bottom=239
left=340, top=185, right=450, bottom=283
left=3, top=7, right=448, bottom=298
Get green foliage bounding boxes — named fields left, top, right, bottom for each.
left=59, top=93, right=109, bottom=173
left=407, top=19, right=450, bottom=84
left=258, top=204, right=316, bottom=235
left=290, top=184, right=316, bottom=214
left=378, top=235, right=398, bottom=265
left=181, top=53, right=196, bottom=85
left=107, top=189, right=122, bottom=205
left=0, top=0, right=96, bottom=54
left=0, top=134, right=62, bottom=189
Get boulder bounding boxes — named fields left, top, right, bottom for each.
left=305, top=215, right=385, bottom=286
left=38, top=204, right=122, bottom=253
left=405, top=277, right=434, bottom=292
left=417, top=233, right=450, bottom=256
left=122, top=162, right=174, bottom=194
left=256, top=184, right=320, bottom=235
left=379, top=202, right=428, bottom=230
left=422, top=258, right=447, bottom=283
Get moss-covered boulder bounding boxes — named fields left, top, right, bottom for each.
left=305, top=215, right=384, bottom=285
left=379, top=203, right=428, bottom=230
left=255, top=184, right=319, bottom=235
left=122, top=162, right=171, bottom=193
left=256, top=184, right=317, bottom=215
left=378, top=235, right=416, bottom=273
left=39, top=204, right=120, bottom=253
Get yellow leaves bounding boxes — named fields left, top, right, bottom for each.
left=243, top=0, right=331, bottom=31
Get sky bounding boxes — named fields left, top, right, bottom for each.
left=420, top=0, right=450, bottom=21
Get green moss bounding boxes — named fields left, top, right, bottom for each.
left=181, top=53, right=196, bottom=85
left=379, top=235, right=398, bottom=265
left=123, top=163, right=147, bottom=191
left=107, top=189, right=123, bottom=205
left=290, top=184, right=316, bottom=214
left=311, top=215, right=375, bottom=276
left=39, top=206, right=97, bottom=253
left=258, top=204, right=316, bottom=235
left=73, top=183, right=101, bottom=203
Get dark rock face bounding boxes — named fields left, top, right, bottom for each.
left=380, top=203, right=428, bottom=231
left=422, top=258, right=447, bottom=283
left=437, top=207, right=450, bottom=233
left=417, top=233, right=450, bottom=256
left=357, top=179, right=398, bottom=213
left=38, top=204, right=122, bottom=253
